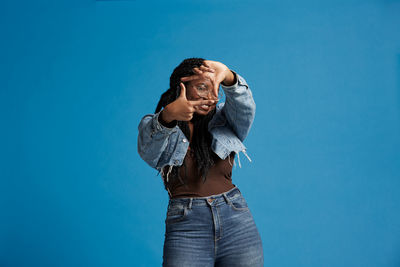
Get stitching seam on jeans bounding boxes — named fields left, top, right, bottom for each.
left=215, top=206, right=222, bottom=241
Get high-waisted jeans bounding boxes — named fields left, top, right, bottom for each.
left=162, top=186, right=264, bottom=266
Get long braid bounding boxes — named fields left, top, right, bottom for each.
left=191, top=110, right=218, bottom=182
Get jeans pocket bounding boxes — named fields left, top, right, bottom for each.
left=165, top=204, right=188, bottom=224
left=229, top=196, right=250, bottom=211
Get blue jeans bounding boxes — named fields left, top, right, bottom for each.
left=163, top=186, right=264, bottom=266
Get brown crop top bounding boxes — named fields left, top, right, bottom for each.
left=164, top=147, right=236, bottom=199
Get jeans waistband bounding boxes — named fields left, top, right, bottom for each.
left=168, top=186, right=243, bottom=207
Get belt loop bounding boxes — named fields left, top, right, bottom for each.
left=222, top=193, right=231, bottom=204
left=188, top=198, right=193, bottom=209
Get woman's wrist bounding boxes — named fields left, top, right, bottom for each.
left=221, top=69, right=236, bottom=86
left=159, top=108, right=176, bottom=127
left=161, top=108, right=173, bottom=123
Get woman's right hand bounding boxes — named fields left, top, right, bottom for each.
left=161, top=82, right=218, bottom=122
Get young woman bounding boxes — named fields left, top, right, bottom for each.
left=138, top=58, right=263, bottom=266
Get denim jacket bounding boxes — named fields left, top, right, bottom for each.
left=137, top=71, right=256, bottom=180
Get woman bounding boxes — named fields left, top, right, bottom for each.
left=138, top=58, right=263, bottom=266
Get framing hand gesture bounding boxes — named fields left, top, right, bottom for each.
left=161, top=82, right=218, bottom=122
left=180, top=60, right=236, bottom=99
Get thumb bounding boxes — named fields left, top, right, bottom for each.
left=210, top=79, right=219, bottom=99
left=212, top=84, right=219, bottom=99
left=179, top=82, right=187, bottom=99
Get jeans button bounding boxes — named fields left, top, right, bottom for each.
left=208, top=198, right=213, bottom=203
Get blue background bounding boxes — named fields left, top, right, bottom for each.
left=1, top=0, right=400, bottom=266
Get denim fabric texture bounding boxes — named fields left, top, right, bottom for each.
left=163, top=186, right=264, bottom=266
left=137, top=71, right=256, bottom=177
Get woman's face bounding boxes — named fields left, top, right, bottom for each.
left=185, top=77, right=217, bottom=115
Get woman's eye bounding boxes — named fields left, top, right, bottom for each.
left=197, top=86, right=206, bottom=91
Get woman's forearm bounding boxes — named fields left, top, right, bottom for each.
left=221, top=69, right=237, bottom=87
left=221, top=72, right=256, bottom=142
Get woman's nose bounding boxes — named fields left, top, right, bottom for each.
left=206, top=90, right=213, bottom=100
left=198, top=91, right=211, bottom=100
left=207, top=89, right=219, bottom=101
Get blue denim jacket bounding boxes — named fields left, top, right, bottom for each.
left=137, top=71, right=255, bottom=179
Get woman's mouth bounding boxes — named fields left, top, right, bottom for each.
left=199, top=104, right=212, bottom=112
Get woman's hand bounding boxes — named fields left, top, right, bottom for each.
left=180, top=60, right=235, bottom=99
left=161, top=82, right=218, bottom=122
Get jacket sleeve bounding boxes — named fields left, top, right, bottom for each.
left=137, top=110, right=179, bottom=169
left=220, top=71, right=256, bottom=142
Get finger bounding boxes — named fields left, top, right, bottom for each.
left=208, top=78, right=219, bottom=99
left=182, top=112, right=193, bottom=121
left=193, top=67, right=203, bottom=74
left=200, top=65, right=215, bottom=73
left=212, top=84, right=219, bottom=99
left=181, top=75, right=202, bottom=82
left=187, top=106, right=196, bottom=113
left=199, top=65, right=215, bottom=73
left=190, top=99, right=218, bottom=107
left=202, top=61, right=211, bottom=68
left=179, top=82, right=187, bottom=99
left=210, top=93, right=219, bottom=101
left=180, top=116, right=192, bottom=122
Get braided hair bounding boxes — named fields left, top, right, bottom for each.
left=155, top=58, right=218, bottom=189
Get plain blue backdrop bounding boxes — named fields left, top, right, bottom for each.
left=1, top=0, right=400, bottom=266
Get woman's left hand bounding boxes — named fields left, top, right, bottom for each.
left=180, top=60, right=234, bottom=99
